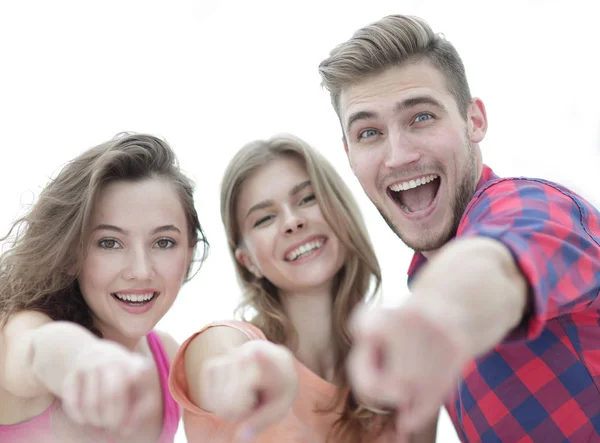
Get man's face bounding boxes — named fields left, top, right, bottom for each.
left=339, top=61, right=486, bottom=252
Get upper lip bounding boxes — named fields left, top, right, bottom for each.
left=112, top=288, right=160, bottom=295
left=283, top=235, right=327, bottom=259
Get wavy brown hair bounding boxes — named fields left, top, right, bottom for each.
left=221, top=134, right=390, bottom=442
left=0, top=133, right=208, bottom=336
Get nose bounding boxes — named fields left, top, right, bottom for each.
left=123, top=246, right=155, bottom=281
left=383, top=130, right=421, bottom=169
left=281, top=207, right=306, bottom=235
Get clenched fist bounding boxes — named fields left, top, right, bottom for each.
left=56, top=340, right=156, bottom=435
left=347, top=302, right=468, bottom=433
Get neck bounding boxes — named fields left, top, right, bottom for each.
left=103, top=331, right=143, bottom=352
left=93, top=318, right=145, bottom=352
left=281, top=284, right=339, bottom=384
left=422, top=249, right=438, bottom=260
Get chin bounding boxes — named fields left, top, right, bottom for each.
left=392, top=221, right=448, bottom=251
left=118, top=321, right=158, bottom=340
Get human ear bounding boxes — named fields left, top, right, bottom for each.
left=234, top=248, right=263, bottom=279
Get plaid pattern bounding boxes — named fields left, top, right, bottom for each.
left=407, top=165, right=600, bottom=442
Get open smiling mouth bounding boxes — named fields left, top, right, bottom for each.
left=285, top=238, right=327, bottom=262
left=387, top=174, right=441, bottom=214
left=111, top=292, right=159, bottom=306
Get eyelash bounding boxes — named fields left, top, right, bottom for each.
left=154, top=238, right=176, bottom=249
left=254, top=215, right=273, bottom=227
left=358, top=128, right=379, bottom=140
left=356, top=113, right=436, bottom=140
left=300, top=194, right=316, bottom=205
left=97, top=237, right=176, bottom=249
left=252, top=194, right=316, bottom=227
left=413, top=112, right=434, bottom=124
left=98, top=238, right=120, bottom=249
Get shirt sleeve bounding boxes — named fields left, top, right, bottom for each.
left=167, top=320, right=267, bottom=439
left=457, top=178, right=600, bottom=341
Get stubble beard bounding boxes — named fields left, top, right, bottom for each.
left=376, top=142, right=478, bottom=253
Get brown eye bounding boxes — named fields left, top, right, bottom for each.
left=155, top=238, right=175, bottom=249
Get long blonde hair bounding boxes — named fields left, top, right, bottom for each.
left=221, top=134, right=388, bottom=441
left=0, top=133, right=208, bottom=335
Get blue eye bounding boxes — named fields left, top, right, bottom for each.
left=359, top=129, right=379, bottom=139
left=98, top=238, right=120, bottom=249
left=154, top=238, right=175, bottom=249
left=414, top=113, right=433, bottom=123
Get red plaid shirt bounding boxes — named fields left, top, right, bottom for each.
left=408, top=165, right=600, bottom=442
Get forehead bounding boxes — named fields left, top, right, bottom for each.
left=339, top=62, right=455, bottom=121
left=236, top=156, right=308, bottom=210
left=92, top=178, right=186, bottom=229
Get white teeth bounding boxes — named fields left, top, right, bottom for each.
left=114, top=292, right=155, bottom=303
left=286, top=239, right=324, bottom=261
left=389, top=174, right=438, bottom=192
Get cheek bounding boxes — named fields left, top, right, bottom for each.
left=78, top=254, right=116, bottom=301
left=159, top=251, right=192, bottom=283
left=335, top=242, right=347, bottom=269
left=350, top=151, right=379, bottom=184
left=348, top=150, right=365, bottom=174
left=246, top=233, right=276, bottom=269
left=436, top=128, right=465, bottom=157
left=80, top=254, right=110, bottom=286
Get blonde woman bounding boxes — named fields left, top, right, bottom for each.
left=0, top=133, right=208, bottom=442
left=169, top=135, right=435, bottom=443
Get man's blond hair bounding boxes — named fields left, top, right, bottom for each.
left=319, top=15, right=472, bottom=122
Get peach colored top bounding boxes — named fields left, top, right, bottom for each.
left=169, top=320, right=406, bottom=443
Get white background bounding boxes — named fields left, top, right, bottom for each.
left=1, top=1, right=599, bottom=441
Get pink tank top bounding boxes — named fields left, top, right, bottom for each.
left=147, top=330, right=181, bottom=443
left=0, top=330, right=181, bottom=443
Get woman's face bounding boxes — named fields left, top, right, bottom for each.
left=235, top=156, right=345, bottom=295
left=78, top=178, right=192, bottom=342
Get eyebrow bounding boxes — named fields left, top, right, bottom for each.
left=396, top=96, right=444, bottom=113
left=92, top=224, right=181, bottom=235
left=245, top=180, right=312, bottom=219
left=345, top=95, right=446, bottom=134
left=290, top=180, right=311, bottom=196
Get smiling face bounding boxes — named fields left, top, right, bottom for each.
left=78, top=178, right=192, bottom=343
left=339, top=61, right=487, bottom=252
left=234, top=155, right=345, bottom=295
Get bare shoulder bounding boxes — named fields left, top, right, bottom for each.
left=154, top=325, right=252, bottom=365
left=191, top=325, right=251, bottom=353
left=1, top=310, right=53, bottom=344
left=153, top=330, right=180, bottom=362
left=178, top=324, right=255, bottom=410
left=0, top=310, right=54, bottom=401
left=0, top=310, right=52, bottom=375
left=185, top=325, right=252, bottom=368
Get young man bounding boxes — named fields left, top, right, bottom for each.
left=318, top=15, right=600, bottom=442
